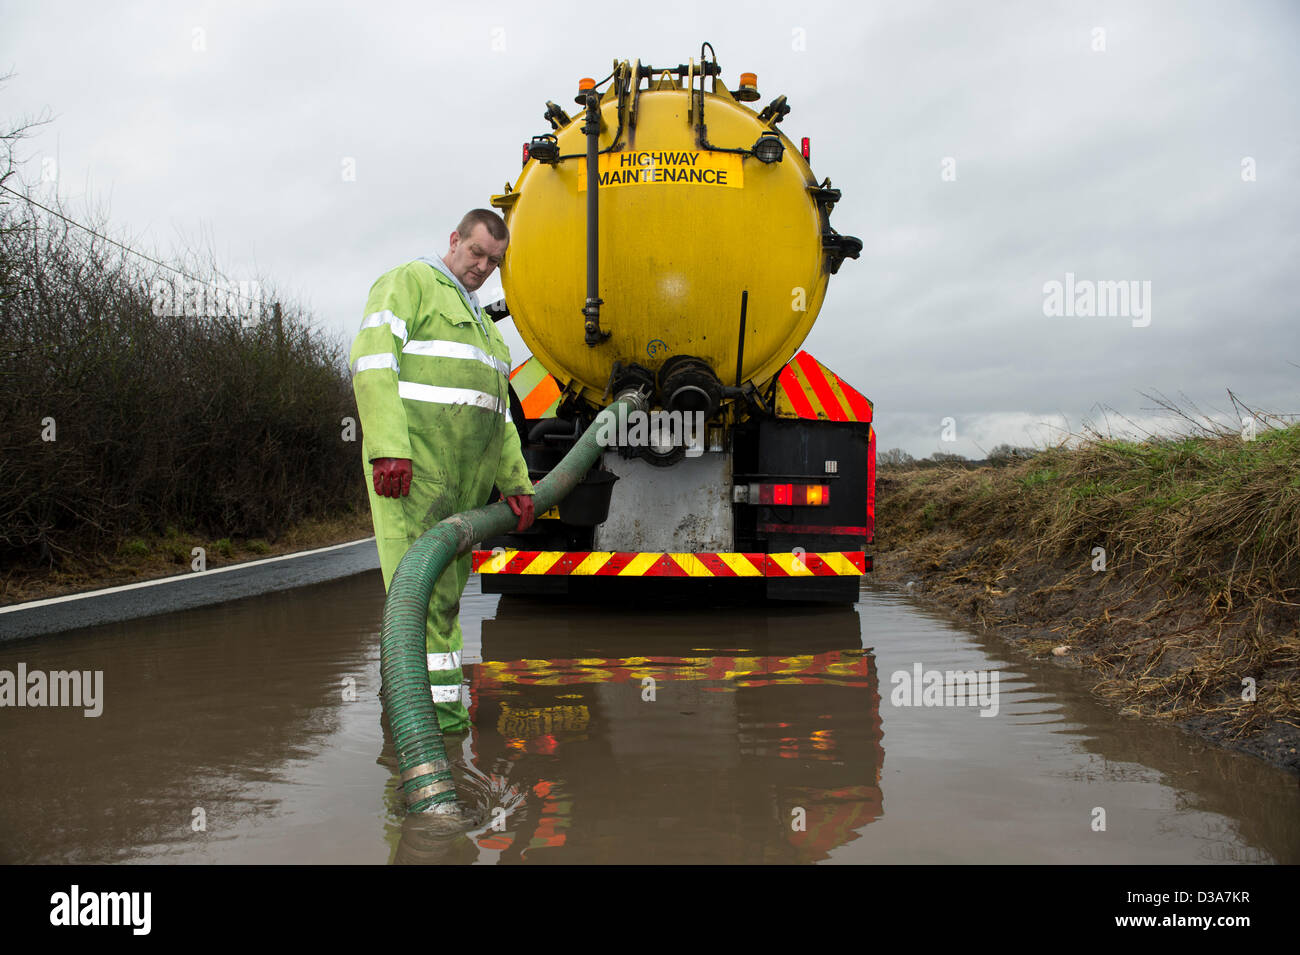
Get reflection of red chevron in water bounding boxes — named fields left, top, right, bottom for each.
left=471, top=649, right=873, bottom=690
left=526, top=779, right=569, bottom=855
left=786, top=785, right=883, bottom=861
left=476, top=778, right=570, bottom=855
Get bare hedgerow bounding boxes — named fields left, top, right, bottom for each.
left=0, top=183, right=363, bottom=572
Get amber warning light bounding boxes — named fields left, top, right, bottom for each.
left=735, top=72, right=760, bottom=102
left=575, top=76, right=597, bottom=105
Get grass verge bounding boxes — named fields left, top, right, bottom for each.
left=873, top=423, right=1300, bottom=774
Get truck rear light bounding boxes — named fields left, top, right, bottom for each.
left=740, top=483, right=830, bottom=505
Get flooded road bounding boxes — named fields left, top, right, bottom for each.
left=1, top=570, right=1296, bottom=864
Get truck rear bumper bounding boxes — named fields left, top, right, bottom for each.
left=473, top=550, right=871, bottom=603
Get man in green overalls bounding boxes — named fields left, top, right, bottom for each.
left=350, top=209, right=534, bottom=733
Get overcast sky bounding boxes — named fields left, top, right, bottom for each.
left=4, top=0, right=1297, bottom=457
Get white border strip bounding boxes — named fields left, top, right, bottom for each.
left=0, top=537, right=377, bottom=615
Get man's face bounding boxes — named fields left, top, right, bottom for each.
left=444, top=223, right=508, bottom=292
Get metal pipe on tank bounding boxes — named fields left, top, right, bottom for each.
left=735, top=289, right=748, bottom=387
left=582, top=89, right=608, bottom=346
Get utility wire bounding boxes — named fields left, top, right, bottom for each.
left=0, top=182, right=266, bottom=306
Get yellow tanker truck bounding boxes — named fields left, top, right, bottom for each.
left=474, top=46, right=875, bottom=603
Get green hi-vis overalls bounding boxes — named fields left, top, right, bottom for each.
left=349, top=259, right=531, bottom=734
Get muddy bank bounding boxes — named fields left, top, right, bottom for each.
left=871, top=430, right=1300, bottom=776
left=1, top=511, right=374, bottom=607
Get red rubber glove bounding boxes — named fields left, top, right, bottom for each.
left=372, top=458, right=412, bottom=498
left=506, top=493, right=535, bottom=532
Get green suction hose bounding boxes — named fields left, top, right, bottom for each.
left=380, top=391, right=647, bottom=813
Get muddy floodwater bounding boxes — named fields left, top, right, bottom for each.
left=1, top=570, right=1297, bottom=864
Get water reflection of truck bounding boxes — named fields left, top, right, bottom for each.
left=464, top=603, right=884, bottom=863
left=476, top=47, right=874, bottom=603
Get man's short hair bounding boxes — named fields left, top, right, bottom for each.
left=457, top=209, right=509, bottom=242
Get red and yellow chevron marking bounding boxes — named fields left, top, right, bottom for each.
left=774, top=350, right=872, bottom=423
left=472, top=550, right=866, bottom=577
left=866, top=423, right=876, bottom=541
left=509, top=356, right=561, bottom=419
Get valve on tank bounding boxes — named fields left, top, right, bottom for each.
left=606, top=361, right=656, bottom=405
left=658, top=355, right=723, bottom=421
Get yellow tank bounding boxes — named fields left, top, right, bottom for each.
left=492, top=54, right=858, bottom=413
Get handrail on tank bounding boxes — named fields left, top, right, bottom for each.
left=582, top=88, right=609, bottom=348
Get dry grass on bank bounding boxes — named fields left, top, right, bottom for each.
left=875, top=422, right=1300, bottom=745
